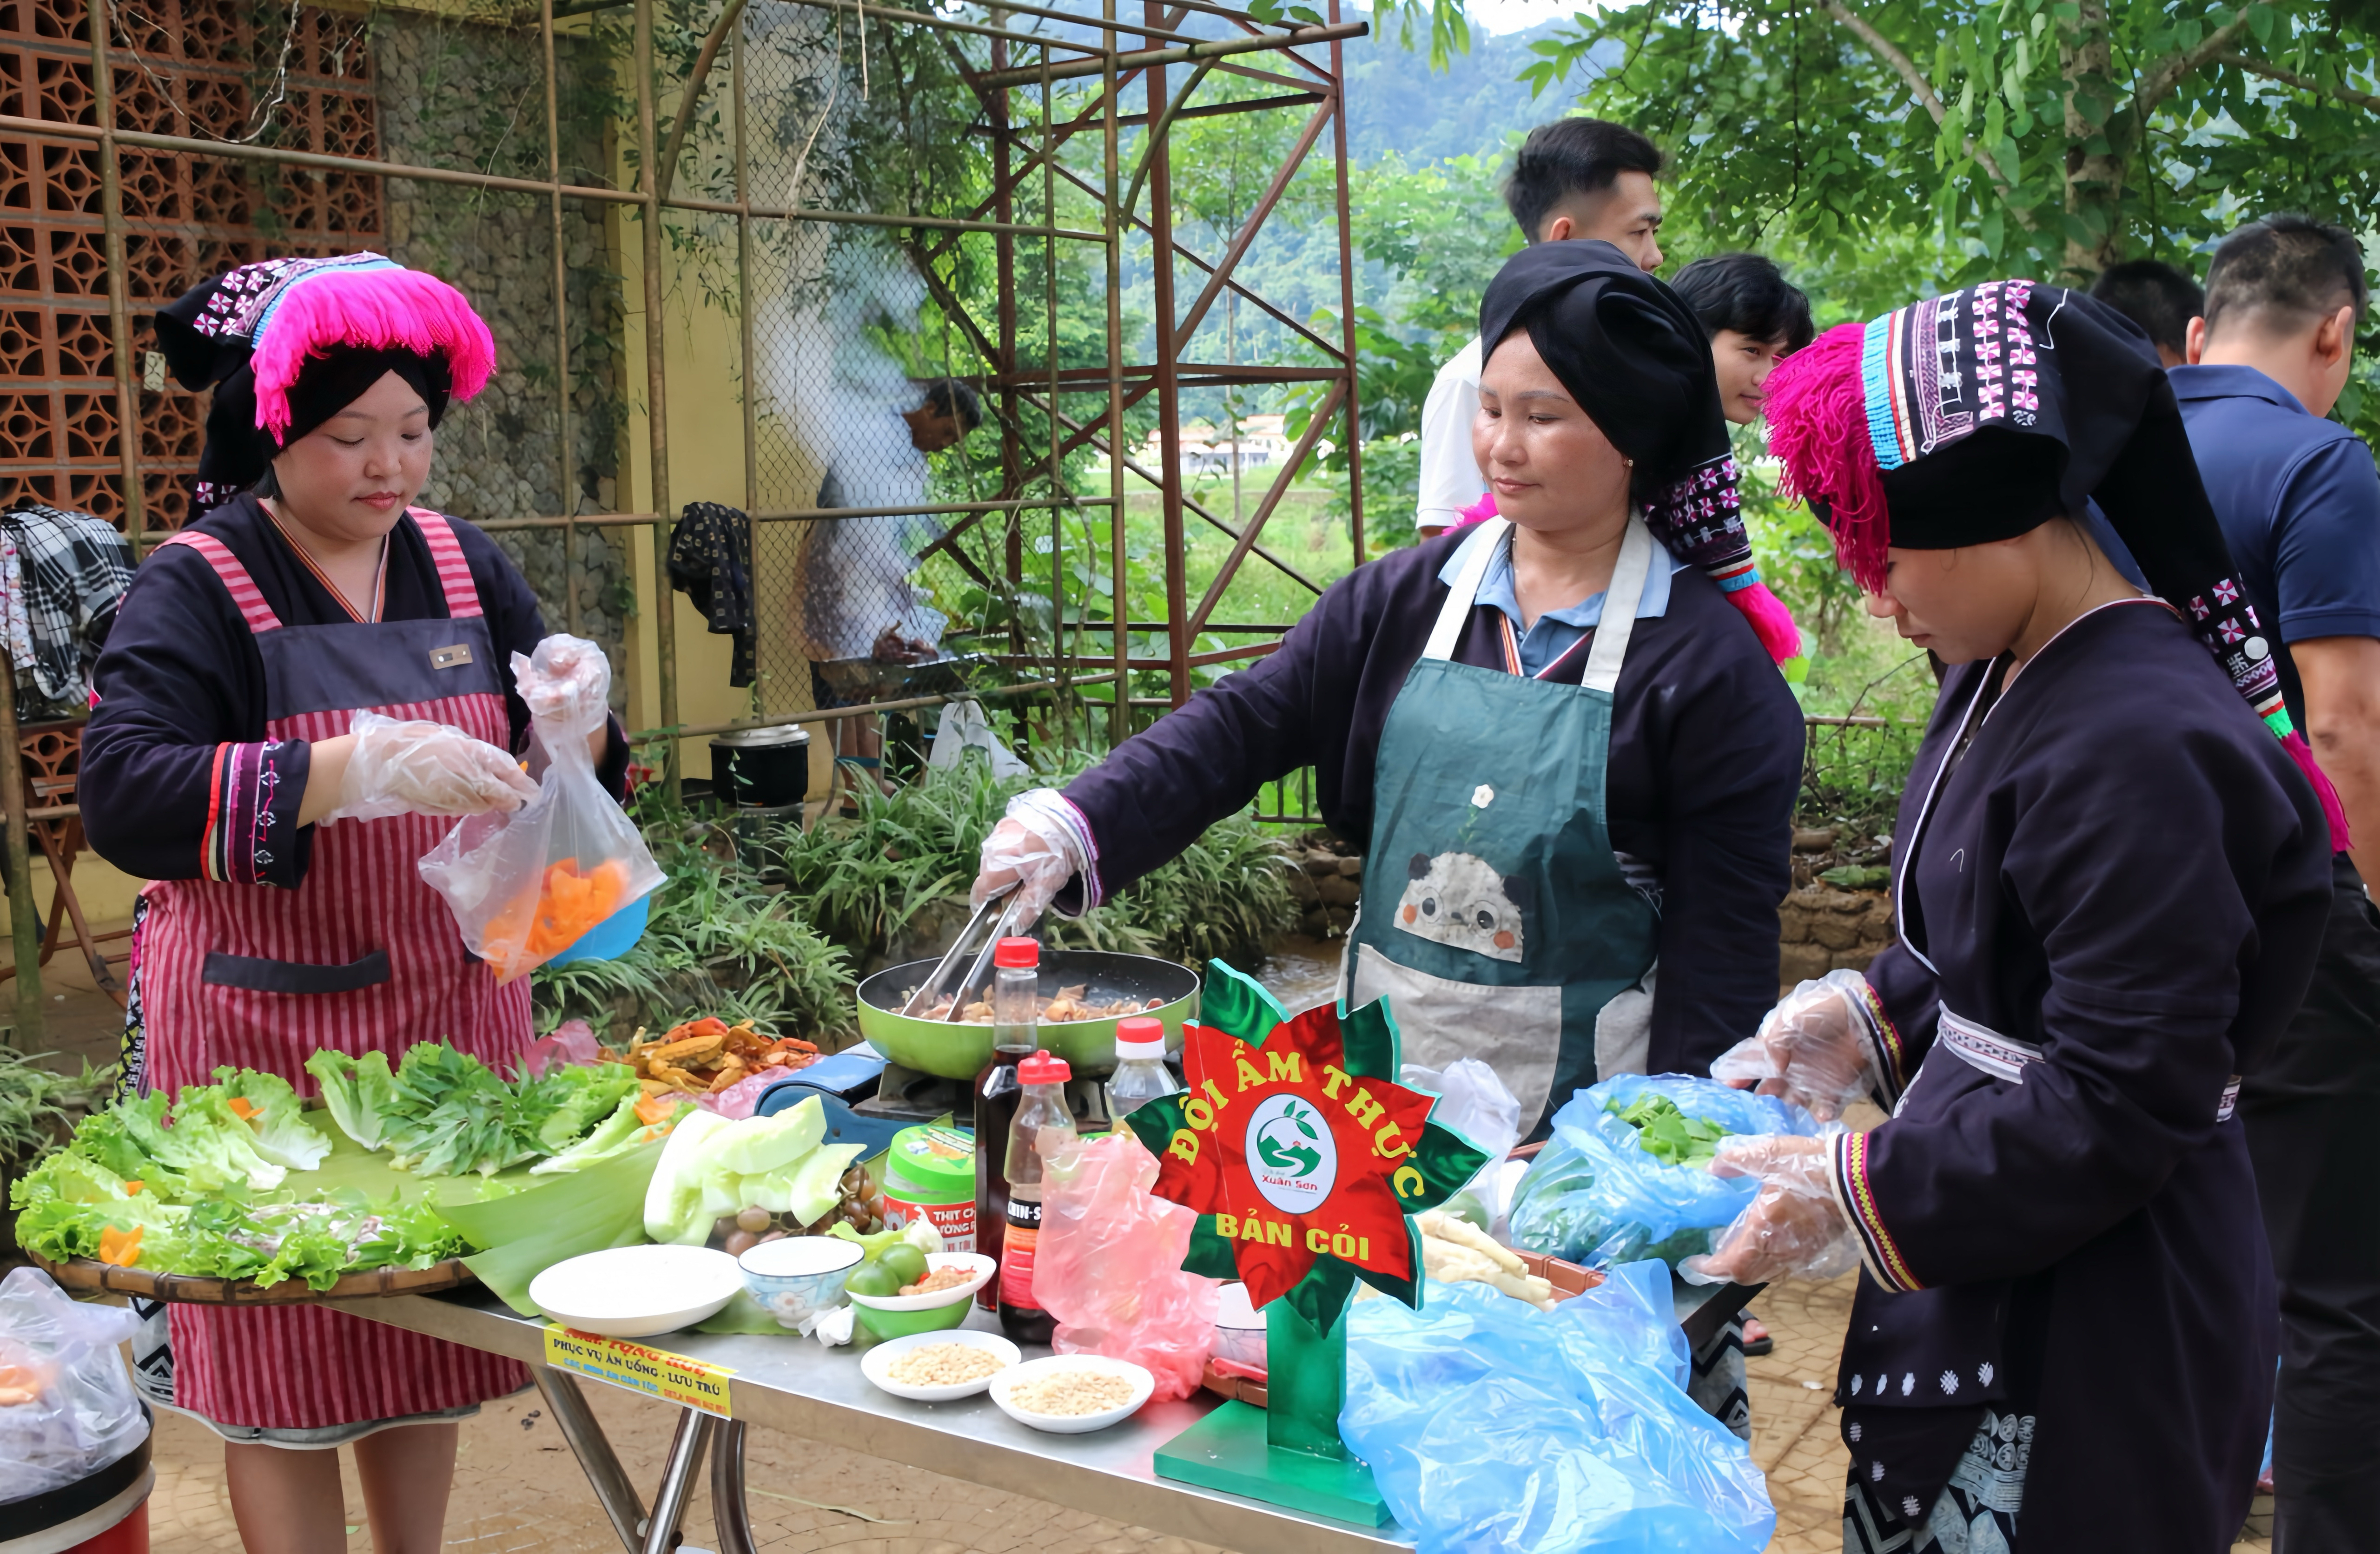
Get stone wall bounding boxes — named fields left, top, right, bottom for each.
left=370, top=11, right=632, bottom=704
left=1776, top=884, right=1896, bottom=990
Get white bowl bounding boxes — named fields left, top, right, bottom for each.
left=860, top=1330, right=1023, bottom=1402
left=989, top=1354, right=1156, bottom=1434
left=1213, top=1282, right=1266, bottom=1368
left=844, top=1251, right=998, bottom=1311
left=530, top=1245, right=743, bottom=1338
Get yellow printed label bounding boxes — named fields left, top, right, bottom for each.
left=541, top=1325, right=735, bottom=1418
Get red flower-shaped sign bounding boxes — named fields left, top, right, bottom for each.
left=1124, top=962, right=1487, bottom=1331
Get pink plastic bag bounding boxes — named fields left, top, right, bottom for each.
left=1032, top=1130, right=1219, bottom=1401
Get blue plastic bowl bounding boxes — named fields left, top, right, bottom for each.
left=544, top=891, right=650, bottom=968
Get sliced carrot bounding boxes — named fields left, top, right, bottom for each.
left=123, top=1180, right=142, bottom=1195
left=225, top=1097, right=258, bottom=1121
left=98, top=1225, right=144, bottom=1267
left=633, top=1094, right=680, bottom=1127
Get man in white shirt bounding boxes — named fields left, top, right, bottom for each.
left=1415, top=119, right=1666, bottom=538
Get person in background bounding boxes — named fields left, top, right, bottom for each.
left=798, top=376, right=981, bottom=801
left=2091, top=257, right=2204, bottom=368
left=2173, top=213, right=2380, bottom=1553
left=1416, top=118, right=1665, bottom=542
left=1414, top=120, right=1801, bottom=663
left=1669, top=252, right=1815, bottom=426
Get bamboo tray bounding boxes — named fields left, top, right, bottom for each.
left=31, top=1250, right=474, bottom=1305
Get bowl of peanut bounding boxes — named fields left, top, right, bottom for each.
left=860, top=1330, right=1023, bottom=1402
left=988, top=1355, right=1156, bottom=1434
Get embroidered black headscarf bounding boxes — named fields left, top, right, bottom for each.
left=1478, top=241, right=1801, bottom=663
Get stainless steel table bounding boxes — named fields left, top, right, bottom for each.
left=342, top=1277, right=1759, bottom=1554
left=341, top=1290, right=1415, bottom=1554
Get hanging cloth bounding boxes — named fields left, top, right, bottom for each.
left=668, top=501, right=756, bottom=687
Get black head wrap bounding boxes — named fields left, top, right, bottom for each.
left=153, top=255, right=466, bottom=520
left=1764, top=279, right=2349, bottom=845
left=1475, top=241, right=1802, bottom=663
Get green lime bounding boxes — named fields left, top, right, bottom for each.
left=845, top=1262, right=902, bottom=1298
left=878, top=1245, right=928, bottom=1286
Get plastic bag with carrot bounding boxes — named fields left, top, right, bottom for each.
left=419, top=635, right=663, bottom=983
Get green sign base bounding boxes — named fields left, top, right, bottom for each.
left=1154, top=1401, right=1391, bottom=1527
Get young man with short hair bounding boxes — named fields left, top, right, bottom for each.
left=1414, top=118, right=1663, bottom=537
left=2091, top=257, right=2204, bottom=368
left=2173, top=213, right=2380, bottom=1554
left=1668, top=252, right=1814, bottom=426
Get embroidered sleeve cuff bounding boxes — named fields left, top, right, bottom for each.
left=202, top=739, right=311, bottom=889
left=1845, top=975, right=1908, bottom=1108
left=1833, top=1129, right=1923, bottom=1294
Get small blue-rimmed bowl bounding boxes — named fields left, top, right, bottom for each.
left=736, top=1235, right=865, bottom=1330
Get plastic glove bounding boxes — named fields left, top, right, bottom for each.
left=1679, top=1132, right=1859, bottom=1286
left=511, top=634, right=612, bottom=740
left=1710, top=968, right=1880, bottom=1122
left=326, top=710, right=538, bottom=824
left=971, top=789, right=1088, bottom=928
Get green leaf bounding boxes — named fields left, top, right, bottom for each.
left=1184, top=1216, right=1244, bottom=1281
left=1338, top=993, right=1400, bottom=1080
left=1199, top=960, right=1291, bottom=1047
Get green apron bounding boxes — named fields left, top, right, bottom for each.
left=1346, top=514, right=1662, bottom=1137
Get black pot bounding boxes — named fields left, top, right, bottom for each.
left=710, top=725, right=810, bottom=808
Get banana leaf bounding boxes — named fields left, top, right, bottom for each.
left=438, top=1138, right=666, bottom=1316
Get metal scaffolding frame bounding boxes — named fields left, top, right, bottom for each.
left=0, top=0, right=1368, bottom=1034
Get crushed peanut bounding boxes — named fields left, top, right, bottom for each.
left=900, top=1266, right=976, bottom=1297
left=1006, top=1369, right=1136, bottom=1417
left=885, top=1344, right=1008, bottom=1388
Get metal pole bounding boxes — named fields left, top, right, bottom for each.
left=734, top=19, right=759, bottom=519
left=1143, top=0, right=1190, bottom=711
left=1044, top=55, right=1064, bottom=747
left=1103, top=0, right=1126, bottom=747
left=634, top=0, right=681, bottom=796
left=1327, top=0, right=1362, bottom=563
left=0, top=654, right=39, bottom=1043
left=639, top=1409, right=714, bottom=1554
left=993, top=16, right=1024, bottom=648
left=85, top=0, right=144, bottom=552
left=708, top=1418, right=760, bottom=1554
left=543, top=0, right=581, bottom=637
left=530, top=1368, right=646, bottom=1553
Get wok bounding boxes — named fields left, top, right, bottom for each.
left=855, top=950, right=1200, bottom=1080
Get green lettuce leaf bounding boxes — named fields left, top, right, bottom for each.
left=304, top=1049, right=398, bottom=1151
left=385, top=1041, right=529, bottom=1178
left=528, top=1094, right=679, bottom=1176
left=520, top=1062, right=642, bottom=1155
left=214, top=1067, right=333, bottom=1172
left=156, top=1086, right=288, bottom=1192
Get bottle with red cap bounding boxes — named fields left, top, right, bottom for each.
left=996, top=1047, right=1076, bottom=1343
left=972, top=936, right=1041, bottom=1309
left=1105, top=1015, right=1180, bottom=1123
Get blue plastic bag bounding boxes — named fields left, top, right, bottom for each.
left=1342, top=1264, right=1775, bottom=1554
left=1508, top=1074, right=1819, bottom=1267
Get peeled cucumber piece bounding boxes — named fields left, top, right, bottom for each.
left=786, top=1143, right=865, bottom=1228
left=642, top=1109, right=734, bottom=1245
left=705, top=1097, right=825, bottom=1177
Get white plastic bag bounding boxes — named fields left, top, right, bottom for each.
left=928, top=698, right=1028, bottom=778
left=1403, top=1058, right=1523, bottom=1218
left=0, top=1267, right=147, bottom=1504
left=419, top=636, right=662, bottom=983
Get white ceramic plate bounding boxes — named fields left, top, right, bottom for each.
left=529, top=1245, right=743, bottom=1338
left=860, top=1329, right=1023, bottom=1402
left=989, top=1354, right=1156, bottom=1434
left=844, top=1251, right=997, bottom=1312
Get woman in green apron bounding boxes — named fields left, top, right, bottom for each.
left=973, top=242, right=1805, bottom=1135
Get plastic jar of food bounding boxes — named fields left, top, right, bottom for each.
left=881, top=1123, right=978, bottom=1253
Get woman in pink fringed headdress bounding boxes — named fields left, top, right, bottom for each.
left=1683, top=281, right=2338, bottom=1554
left=78, top=254, right=629, bottom=1552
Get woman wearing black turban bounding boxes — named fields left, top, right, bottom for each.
left=77, top=254, right=628, bottom=1552
left=1688, top=282, right=2335, bottom=1552
left=967, top=240, right=1806, bottom=1131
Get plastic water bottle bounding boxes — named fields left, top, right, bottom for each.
left=1106, top=1015, right=1180, bottom=1122
left=972, top=936, right=1041, bottom=1309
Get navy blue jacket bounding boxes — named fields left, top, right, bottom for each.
left=1059, top=528, right=1807, bottom=1074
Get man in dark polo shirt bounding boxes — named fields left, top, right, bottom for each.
left=2176, top=213, right=2380, bottom=1553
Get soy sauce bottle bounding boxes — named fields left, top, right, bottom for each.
left=997, top=1049, right=1076, bottom=1345
left=972, top=937, right=1040, bottom=1310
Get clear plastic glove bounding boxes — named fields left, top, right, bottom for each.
left=1710, top=968, right=1880, bottom=1122
left=972, top=789, right=1087, bottom=928
left=511, top=634, right=613, bottom=739
left=326, top=711, right=537, bottom=824
left=1679, top=1133, right=1859, bottom=1286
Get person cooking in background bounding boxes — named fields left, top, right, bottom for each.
left=1668, top=252, right=1814, bottom=427
left=798, top=376, right=982, bottom=802
left=972, top=243, right=1805, bottom=1140
left=1695, top=283, right=2334, bottom=1552
left=80, top=254, right=628, bottom=1554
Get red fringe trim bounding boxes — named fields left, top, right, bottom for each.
left=1765, top=322, right=1890, bottom=593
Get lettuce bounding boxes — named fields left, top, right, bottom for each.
left=304, top=1049, right=399, bottom=1151
left=165, top=1087, right=290, bottom=1192
left=528, top=1094, right=676, bottom=1175
left=385, top=1041, right=530, bottom=1178
left=214, top=1067, right=333, bottom=1172
left=520, top=1061, right=641, bottom=1155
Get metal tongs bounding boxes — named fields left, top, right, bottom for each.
left=897, top=880, right=1024, bottom=1021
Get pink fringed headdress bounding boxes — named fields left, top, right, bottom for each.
left=246, top=260, right=496, bottom=440
left=1763, top=322, right=1890, bottom=593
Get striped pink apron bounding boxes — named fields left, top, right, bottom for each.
left=138, top=510, right=529, bottom=1430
